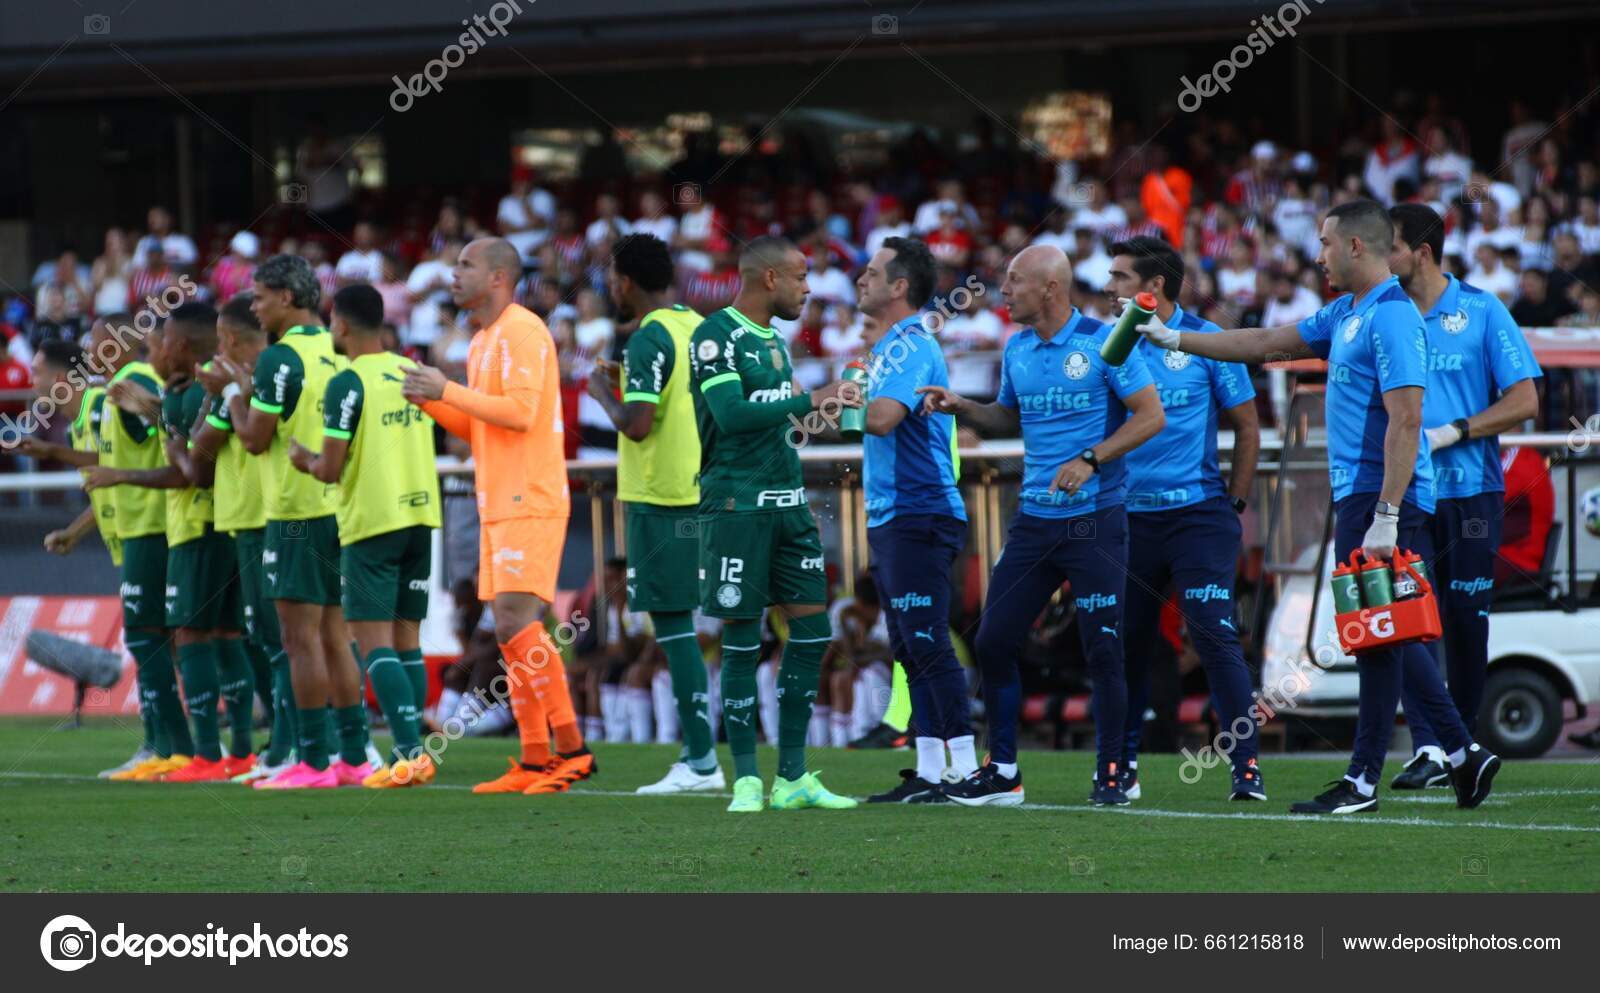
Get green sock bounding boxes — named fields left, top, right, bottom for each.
left=334, top=705, right=369, bottom=766
left=244, top=638, right=273, bottom=717
left=718, top=619, right=763, bottom=781
left=399, top=647, right=428, bottom=722
left=653, top=611, right=716, bottom=773
left=127, top=636, right=176, bottom=756
left=265, top=647, right=296, bottom=765
left=777, top=612, right=831, bottom=782
left=366, top=648, right=422, bottom=763
left=127, top=637, right=162, bottom=754
left=176, top=640, right=223, bottom=762
left=297, top=706, right=330, bottom=770
left=215, top=637, right=254, bottom=759
left=322, top=704, right=339, bottom=759
left=884, top=660, right=911, bottom=733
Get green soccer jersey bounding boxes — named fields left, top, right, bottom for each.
left=160, top=379, right=213, bottom=547
left=689, top=306, right=808, bottom=514
left=251, top=326, right=345, bottom=521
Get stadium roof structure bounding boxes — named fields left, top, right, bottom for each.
left=2, top=0, right=1596, bottom=99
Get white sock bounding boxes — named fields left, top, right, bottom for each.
left=830, top=709, right=851, bottom=749
left=755, top=661, right=778, bottom=743
left=994, top=761, right=1019, bottom=779
left=1417, top=744, right=1447, bottom=766
left=651, top=670, right=679, bottom=744
left=601, top=684, right=626, bottom=742
left=808, top=706, right=832, bottom=747
left=584, top=715, right=605, bottom=740
left=624, top=687, right=653, bottom=743
left=1447, top=746, right=1468, bottom=766
left=470, top=702, right=514, bottom=736
left=1345, top=774, right=1375, bottom=797
left=947, top=734, right=978, bottom=777
left=914, top=737, right=944, bottom=783
left=436, top=688, right=462, bottom=725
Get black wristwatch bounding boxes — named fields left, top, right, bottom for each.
left=1452, top=417, right=1471, bottom=441
left=1230, top=496, right=1247, bottom=515
left=1078, top=448, right=1100, bottom=474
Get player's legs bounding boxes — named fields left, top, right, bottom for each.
left=275, top=598, right=331, bottom=769
left=1167, top=497, right=1259, bottom=780
left=1120, top=511, right=1170, bottom=774
left=1054, top=506, right=1132, bottom=788
left=119, top=534, right=192, bottom=772
left=699, top=511, right=770, bottom=797
left=343, top=529, right=423, bottom=766
left=1436, top=495, right=1500, bottom=734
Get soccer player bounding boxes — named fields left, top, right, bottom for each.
left=193, top=294, right=297, bottom=783
left=1133, top=199, right=1501, bottom=813
left=86, top=304, right=256, bottom=782
left=851, top=237, right=976, bottom=803
left=921, top=245, right=1165, bottom=807
left=585, top=233, right=724, bottom=794
left=1386, top=204, right=1541, bottom=789
left=1107, top=236, right=1266, bottom=802
left=18, top=340, right=150, bottom=776
left=289, top=284, right=441, bottom=788
left=688, top=236, right=863, bottom=813
left=401, top=237, right=596, bottom=796
left=82, top=315, right=197, bottom=781
left=217, top=254, right=372, bottom=789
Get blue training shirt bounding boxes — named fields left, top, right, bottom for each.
left=1124, top=305, right=1255, bottom=512
left=863, top=313, right=966, bottom=528
left=1297, top=275, right=1435, bottom=512
left=1419, top=275, right=1542, bottom=499
left=996, top=309, right=1155, bottom=519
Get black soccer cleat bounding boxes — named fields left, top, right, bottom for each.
left=1290, top=779, right=1378, bottom=815
left=1230, top=759, right=1267, bottom=801
left=943, top=762, right=1024, bottom=807
left=1390, top=752, right=1449, bottom=790
left=1089, top=763, right=1130, bottom=807
left=848, top=723, right=909, bottom=750
left=1449, top=743, right=1501, bottom=809
left=868, top=769, right=947, bottom=804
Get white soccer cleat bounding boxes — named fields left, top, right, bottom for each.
left=636, top=762, right=727, bottom=795
left=99, top=746, right=157, bottom=779
left=236, top=756, right=295, bottom=784
left=364, top=742, right=384, bottom=769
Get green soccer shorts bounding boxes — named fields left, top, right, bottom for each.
left=232, top=527, right=281, bottom=649
left=340, top=525, right=433, bottom=622
left=264, top=515, right=341, bottom=606
left=119, top=533, right=168, bottom=630
left=165, top=526, right=245, bottom=632
left=624, top=502, right=700, bottom=613
left=697, top=506, right=827, bottom=619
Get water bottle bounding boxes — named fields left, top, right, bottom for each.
left=838, top=360, right=869, bottom=442
left=1392, top=550, right=1428, bottom=600
left=1358, top=555, right=1394, bottom=608
left=1100, top=292, right=1159, bottom=366
left=1331, top=556, right=1364, bottom=614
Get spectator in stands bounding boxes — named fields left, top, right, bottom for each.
left=631, top=189, right=677, bottom=245
left=1225, top=141, right=1283, bottom=212
left=33, top=246, right=89, bottom=320
left=91, top=228, right=134, bottom=318
left=803, top=189, right=852, bottom=242
left=1422, top=125, right=1472, bottom=203
left=404, top=239, right=460, bottom=353
left=335, top=221, right=384, bottom=286
left=1070, top=226, right=1112, bottom=291
left=1466, top=242, right=1517, bottom=302
left=1363, top=116, right=1421, bottom=205
left=134, top=205, right=197, bottom=267
left=681, top=241, right=739, bottom=313
left=209, top=231, right=258, bottom=303
left=1466, top=197, right=1521, bottom=255
left=1558, top=284, right=1600, bottom=327
left=1518, top=197, right=1555, bottom=271
left=1261, top=267, right=1322, bottom=327
left=914, top=178, right=976, bottom=234
left=805, top=232, right=856, bottom=307
left=1558, top=194, right=1600, bottom=255
left=673, top=193, right=720, bottom=272
left=374, top=252, right=413, bottom=336
left=926, top=205, right=973, bottom=270
left=863, top=195, right=911, bottom=258
left=1510, top=268, right=1569, bottom=327
left=820, top=573, right=892, bottom=749
left=1069, top=178, right=1126, bottom=236
left=302, top=240, right=339, bottom=308
left=127, top=243, right=179, bottom=310
left=293, top=118, right=358, bottom=231
left=497, top=167, right=554, bottom=261
left=1495, top=444, right=1554, bottom=591
left=585, top=193, right=632, bottom=249
left=1216, top=237, right=1259, bottom=309
left=1140, top=144, right=1192, bottom=244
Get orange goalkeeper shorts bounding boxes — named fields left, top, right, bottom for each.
left=479, top=516, right=567, bottom=603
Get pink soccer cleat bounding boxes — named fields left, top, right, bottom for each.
left=253, top=761, right=339, bottom=790
left=330, top=759, right=375, bottom=786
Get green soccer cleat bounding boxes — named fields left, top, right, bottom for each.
left=770, top=771, right=859, bottom=810
left=727, top=775, right=765, bottom=813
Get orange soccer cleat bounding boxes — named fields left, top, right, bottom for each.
left=220, top=754, right=257, bottom=779
left=474, top=757, right=558, bottom=795
left=160, top=756, right=233, bottom=783
left=522, top=749, right=597, bottom=794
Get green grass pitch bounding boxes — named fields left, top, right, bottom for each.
left=2, top=717, right=1597, bottom=892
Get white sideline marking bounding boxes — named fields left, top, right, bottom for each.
left=6, top=771, right=1599, bottom=833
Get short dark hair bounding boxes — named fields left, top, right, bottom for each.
left=739, top=236, right=800, bottom=275
left=1109, top=235, right=1186, bottom=301
left=219, top=292, right=264, bottom=339
left=1326, top=199, right=1394, bottom=253
left=611, top=233, right=675, bottom=293
left=332, top=284, right=385, bottom=333
left=1388, top=203, right=1445, bottom=262
left=37, top=339, right=83, bottom=372
left=254, top=254, right=321, bottom=310
left=164, top=302, right=218, bottom=355
left=880, top=236, right=936, bottom=308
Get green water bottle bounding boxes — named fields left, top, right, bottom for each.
left=1358, top=556, right=1394, bottom=608
left=1331, top=566, right=1364, bottom=614
left=1100, top=291, right=1159, bottom=366
left=838, top=360, right=869, bottom=442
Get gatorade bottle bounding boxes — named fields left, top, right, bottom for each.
left=838, top=360, right=869, bottom=442
left=1331, top=556, right=1364, bottom=614
left=1358, top=554, right=1394, bottom=608
left=1392, top=550, right=1428, bottom=600
left=1100, top=292, right=1159, bottom=366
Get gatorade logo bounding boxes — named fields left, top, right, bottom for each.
left=1367, top=610, right=1395, bottom=639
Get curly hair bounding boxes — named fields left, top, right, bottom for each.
left=611, top=233, right=676, bottom=293
left=253, top=253, right=321, bottom=311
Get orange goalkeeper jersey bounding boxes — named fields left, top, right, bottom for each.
left=423, top=303, right=570, bottom=522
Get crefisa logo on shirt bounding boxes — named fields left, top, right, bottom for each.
left=1441, top=310, right=1469, bottom=334
left=1162, top=350, right=1191, bottom=371
left=1341, top=315, right=1362, bottom=343
left=1062, top=351, right=1091, bottom=379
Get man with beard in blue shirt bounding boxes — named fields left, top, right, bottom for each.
left=1133, top=199, right=1501, bottom=814
left=1387, top=204, right=1541, bottom=789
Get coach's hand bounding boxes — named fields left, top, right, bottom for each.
left=1361, top=510, right=1399, bottom=561
left=82, top=465, right=124, bottom=492
left=402, top=362, right=448, bottom=403
left=1128, top=300, right=1181, bottom=351
left=1050, top=458, right=1094, bottom=498
left=811, top=378, right=864, bottom=409
left=915, top=385, right=966, bottom=417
